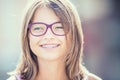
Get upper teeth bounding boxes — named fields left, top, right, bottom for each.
left=41, top=44, right=59, bottom=48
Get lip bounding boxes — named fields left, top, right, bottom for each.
left=40, top=44, right=60, bottom=48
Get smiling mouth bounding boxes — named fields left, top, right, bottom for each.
left=40, top=44, right=60, bottom=48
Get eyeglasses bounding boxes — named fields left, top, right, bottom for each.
left=28, top=21, right=69, bottom=36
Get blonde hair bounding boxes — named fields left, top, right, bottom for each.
left=16, top=0, right=88, bottom=80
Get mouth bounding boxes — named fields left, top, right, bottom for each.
left=40, top=44, right=60, bottom=48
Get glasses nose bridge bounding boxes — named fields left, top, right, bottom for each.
left=45, top=23, right=54, bottom=35
left=46, top=23, right=53, bottom=29
left=45, top=23, right=54, bottom=33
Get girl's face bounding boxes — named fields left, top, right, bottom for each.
left=29, top=6, right=68, bottom=61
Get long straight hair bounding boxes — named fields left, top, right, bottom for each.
left=16, top=0, right=88, bottom=80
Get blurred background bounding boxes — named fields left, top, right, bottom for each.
left=0, top=0, right=120, bottom=80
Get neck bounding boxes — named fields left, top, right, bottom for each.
left=35, top=58, right=68, bottom=80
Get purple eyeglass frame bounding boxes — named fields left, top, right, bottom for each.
left=28, top=21, right=65, bottom=37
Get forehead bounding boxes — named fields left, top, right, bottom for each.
left=32, top=6, right=60, bottom=24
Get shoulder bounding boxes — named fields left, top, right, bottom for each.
left=87, top=73, right=102, bottom=80
left=7, top=74, right=21, bottom=80
left=7, top=75, right=17, bottom=80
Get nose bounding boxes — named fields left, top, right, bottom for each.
left=43, top=28, right=55, bottom=39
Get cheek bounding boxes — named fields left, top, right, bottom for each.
left=59, top=36, right=67, bottom=45
left=29, top=33, right=42, bottom=44
left=59, top=36, right=68, bottom=51
left=29, top=35, right=36, bottom=46
left=29, top=34, right=42, bottom=51
left=29, top=35, right=37, bottom=53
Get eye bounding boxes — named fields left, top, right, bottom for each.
left=55, top=26, right=64, bottom=29
left=34, top=26, right=44, bottom=30
left=32, top=24, right=46, bottom=32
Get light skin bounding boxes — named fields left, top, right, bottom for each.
left=29, top=6, right=69, bottom=80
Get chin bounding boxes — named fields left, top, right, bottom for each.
left=37, top=52, right=65, bottom=61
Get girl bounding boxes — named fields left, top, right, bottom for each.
left=7, top=0, right=102, bottom=80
